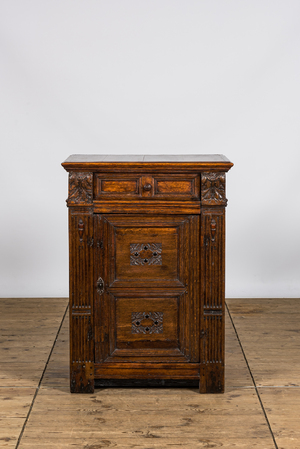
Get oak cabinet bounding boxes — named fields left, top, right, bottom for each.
left=62, top=155, right=233, bottom=393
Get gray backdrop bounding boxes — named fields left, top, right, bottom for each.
left=1, top=1, right=299, bottom=298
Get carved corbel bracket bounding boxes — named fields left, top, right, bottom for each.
left=201, top=172, right=227, bottom=206
left=67, top=172, right=93, bottom=205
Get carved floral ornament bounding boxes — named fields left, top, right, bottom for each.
left=68, top=172, right=93, bottom=204
left=201, top=172, right=227, bottom=206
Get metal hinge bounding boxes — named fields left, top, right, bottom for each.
left=96, top=277, right=104, bottom=295
left=87, top=237, right=94, bottom=247
left=86, top=238, right=103, bottom=248
left=200, top=329, right=208, bottom=339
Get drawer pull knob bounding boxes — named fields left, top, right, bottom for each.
left=143, top=183, right=152, bottom=191
left=96, top=277, right=104, bottom=295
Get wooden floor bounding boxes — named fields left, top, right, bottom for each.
left=0, top=299, right=299, bottom=448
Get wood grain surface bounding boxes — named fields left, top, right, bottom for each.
left=1, top=298, right=300, bottom=448
left=0, top=297, right=68, bottom=447
left=63, top=157, right=232, bottom=394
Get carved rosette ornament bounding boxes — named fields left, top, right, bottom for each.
left=201, top=173, right=227, bottom=206
left=68, top=172, right=93, bottom=204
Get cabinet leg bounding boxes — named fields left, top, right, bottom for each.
left=70, top=362, right=94, bottom=393
left=199, top=363, right=224, bottom=393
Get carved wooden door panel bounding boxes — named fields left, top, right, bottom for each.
left=93, top=214, right=200, bottom=367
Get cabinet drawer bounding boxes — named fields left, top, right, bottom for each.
left=94, top=174, right=140, bottom=199
left=94, top=173, right=200, bottom=200
left=152, top=174, right=199, bottom=199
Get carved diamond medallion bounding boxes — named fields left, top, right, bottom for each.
left=132, top=312, right=163, bottom=334
left=130, top=243, right=162, bottom=266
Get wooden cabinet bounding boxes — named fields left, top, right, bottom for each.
left=62, top=155, right=233, bottom=393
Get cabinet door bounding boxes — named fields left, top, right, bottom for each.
left=94, top=214, right=200, bottom=365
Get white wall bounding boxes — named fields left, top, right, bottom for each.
left=0, top=1, right=299, bottom=298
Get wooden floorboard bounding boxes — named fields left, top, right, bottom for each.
left=21, top=387, right=273, bottom=448
left=258, top=388, right=300, bottom=449
left=227, top=298, right=300, bottom=449
left=0, top=388, right=35, bottom=418
left=226, top=298, right=300, bottom=388
left=0, top=418, right=26, bottom=449
left=0, top=298, right=68, bottom=448
left=1, top=298, right=300, bottom=448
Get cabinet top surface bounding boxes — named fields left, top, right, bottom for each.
left=62, top=154, right=233, bottom=171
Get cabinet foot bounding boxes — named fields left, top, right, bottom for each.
left=70, top=362, right=94, bottom=393
left=199, top=364, right=224, bottom=393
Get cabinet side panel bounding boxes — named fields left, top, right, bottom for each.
left=94, top=215, right=113, bottom=363
left=177, top=215, right=200, bottom=363
left=200, top=209, right=225, bottom=393
left=69, top=209, right=95, bottom=393
left=189, top=215, right=200, bottom=362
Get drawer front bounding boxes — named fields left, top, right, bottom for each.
left=153, top=174, right=200, bottom=199
left=95, top=174, right=141, bottom=199
left=94, top=173, right=200, bottom=200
